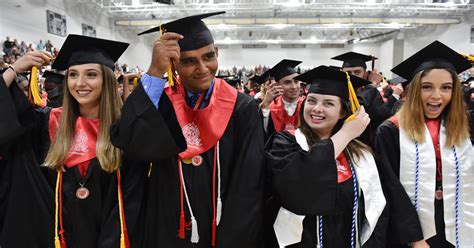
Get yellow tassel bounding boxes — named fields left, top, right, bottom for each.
left=167, top=64, right=175, bottom=87
left=159, top=24, right=176, bottom=87
left=148, top=163, right=153, bottom=178
left=344, top=72, right=361, bottom=123
left=132, top=77, right=138, bottom=88
left=55, top=238, right=61, bottom=248
left=54, top=171, right=61, bottom=248
left=29, top=66, right=43, bottom=106
left=120, top=234, right=126, bottom=248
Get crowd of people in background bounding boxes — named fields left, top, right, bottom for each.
left=1, top=18, right=474, bottom=247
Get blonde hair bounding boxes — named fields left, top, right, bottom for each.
left=44, top=65, right=123, bottom=172
left=398, top=68, right=469, bottom=147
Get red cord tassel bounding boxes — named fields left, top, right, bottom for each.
left=178, top=210, right=186, bottom=239
left=212, top=218, right=216, bottom=247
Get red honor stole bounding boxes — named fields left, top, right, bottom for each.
left=336, top=152, right=352, bottom=183
left=269, top=97, right=303, bottom=135
left=49, top=108, right=99, bottom=177
left=425, top=118, right=442, bottom=181
left=164, top=78, right=238, bottom=159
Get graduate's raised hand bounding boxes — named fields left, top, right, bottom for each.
left=13, top=51, right=52, bottom=74
left=147, top=32, right=183, bottom=77
left=367, top=68, right=383, bottom=85
left=260, top=80, right=282, bottom=109
left=392, top=83, right=404, bottom=96
left=341, top=106, right=370, bottom=140
left=411, top=240, right=430, bottom=248
left=2, top=51, right=52, bottom=88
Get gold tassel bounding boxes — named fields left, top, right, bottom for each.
left=54, top=171, right=61, bottom=248
left=159, top=24, right=177, bottom=87
left=120, top=234, right=126, bottom=248
left=55, top=238, right=61, bottom=248
left=344, top=72, right=361, bottom=123
left=148, top=163, right=153, bottom=178
left=29, top=66, right=43, bottom=106
left=132, top=77, right=138, bottom=88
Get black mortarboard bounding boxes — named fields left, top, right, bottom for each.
left=328, top=65, right=342, bottom=71
left=52, top=34, right=129, bottom=70
left=391, top=40, right=471, bottom=82
left=294, top=65, right=370, bottom=100
left=137, top=12, right=225, bottom=52
left=267, top=59, right=302, bottom=82
left=388, top=76, right=407, bottom=85
left=42, top=70, right=65, bottom=85
left=331, top=52, right=376, bottom=69
left=248, top=75, right=261, bottom=83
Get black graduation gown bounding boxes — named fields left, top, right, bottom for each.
left=264, top=131, right=387, bottom=248
left=358, top=85, right=398, bottom=147
left=110, top=82, right=266, bottom=248
left=374, top=120, right=451, bottom=247
left=265, top=115, right=277, bottom=141
left=0, top=77, right=142, bottom=248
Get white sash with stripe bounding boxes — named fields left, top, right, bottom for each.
left=273, top=129, right=386, bottom=247
left=399, top=122, right=474, bottom=246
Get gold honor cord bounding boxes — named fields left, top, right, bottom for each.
left=29, top=66, right=43, bottom=106
left=160, top=25, right=178, bottom=87
left=344, top=72, right=361, bottom=123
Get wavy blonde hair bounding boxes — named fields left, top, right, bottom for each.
left=44, top=65, right=123, bottom=172
left=397, top=68, right=469, bottom=147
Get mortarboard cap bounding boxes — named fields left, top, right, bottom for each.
left=248, top=75, right=261, bottom=83
left=294, top=65, right=370, bottom=100
left=267, top=59, right=302, bottom=82
left=391, top=40, right=471, bottom=82
left=328, top=65, right=342, bottom=71
left=52, top=34, right=129, bottom=71
left=42, top=70, right=65, bottom=85
left=332, top=52, right=376, bottom=69
left=387, top=76, right=409, bottom=88
left=137, top=12, right=225, bottom=52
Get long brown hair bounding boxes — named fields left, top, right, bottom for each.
left=44, top=65, right=123, bottom=172
left=298, top=96, right=372, bottom=160
left=397, top=68, right=469, bottom=147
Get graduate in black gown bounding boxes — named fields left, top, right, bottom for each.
left=110, top=12, right=265, bottom=248
left=259, top=59, right=304, bottom=138
left=375, top=40, right=474, bottom=248
left=0, top=35, right=142, bottom=248
left=332, top=52, right=402, bottom=146
left=43, top=70, right=65, bottom=108
left=265, top=66, right=387, bottom=248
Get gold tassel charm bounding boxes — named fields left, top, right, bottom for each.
left=28, top=66, right=43, bottom=106
left=344, top=72, right=361, bottom=123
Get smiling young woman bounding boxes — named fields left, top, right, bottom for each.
left=375, top=40, right=473, bottom=248
left=0, top=35, right=146, bottom=248
left=264, top=66, right=386, bottom=248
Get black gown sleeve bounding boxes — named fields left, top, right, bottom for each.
left=265, top=131, right=337, bottom=216
left=374, top=121, right=424, bottom=245
left=0, top=76, right=37, bottom=144
left=110, top=82, right=186, bottom=161
left=217, top=95, right=266, bottom=248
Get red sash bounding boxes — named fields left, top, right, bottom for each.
left=270, top=97, right=303, bottom=135
left=336, top=152, right=352, bottom=183
left=49, top=108, right=99, bottom=177
left=164, top=78, right=238, bottom=159
left=425, top=118, right=442, bottom=181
